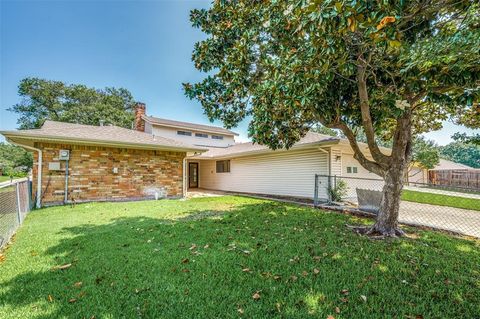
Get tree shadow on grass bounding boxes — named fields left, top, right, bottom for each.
left=0, top=201, right=479, bottom=318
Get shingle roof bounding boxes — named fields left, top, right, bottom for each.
left=1, top=121, right=207, bottom=152
left=193, top=132, right=339, bottom=159
left=143, top=116, right=239, bottom=136
left=432, top=159, right=474, bottom=170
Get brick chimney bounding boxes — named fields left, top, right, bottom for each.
left=134, top=102, right=146, bottom=132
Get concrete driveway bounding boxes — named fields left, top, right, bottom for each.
left=399, top=201, right=480, bottom=238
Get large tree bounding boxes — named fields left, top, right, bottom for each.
left=184, top=1, right=479, bottom=236
left=9, top=78, right=136, bottom=129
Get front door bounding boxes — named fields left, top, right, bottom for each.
left=188, top=162, right=199, bottom=188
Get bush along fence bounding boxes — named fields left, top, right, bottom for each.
left=314, top=174, right=480, bottom=238
left=0, top=179, right=32, bottom=249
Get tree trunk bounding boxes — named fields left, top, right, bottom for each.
left=370, top=165, right=406, bottom=237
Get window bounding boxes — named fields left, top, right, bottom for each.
left=216, top=160, right=230, bottom=173
left=347, top=166, right=358, bottom=174
left=177, top=130, right=192, bottom=136
left=195, top=132, right=208, bottom=138
left=212, top=135, right=224, bottom=140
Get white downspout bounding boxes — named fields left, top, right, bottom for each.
left=7, top=139, right=42, bottom=208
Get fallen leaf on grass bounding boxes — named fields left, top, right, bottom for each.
left=68, top=298, right=77, bottom=303
left=73, top=281, right=82, bottom=287
left=360, top=295, right=367, bottom=302
left=273, top=275, right=281, bottom=281
left=313, top=268, right=320, bottom=275
left=0, top=254, right=5, bottom=263
left=290, top=275, right=298, bottom=282
left=242, top=268, right=251, bottom=273
left=327, top=316, right=335, bottom=319
left=302, top=271, right=308, bottom=276
left=52, top=263, right=72, bottom=271
left=335, top=307, right=341, bottom=313
left=47, top=295, right=54, bottom=302
left=340, top=289, right=349, bottom=295
left=252, top=292, right=261, bottom=300
left=181, top=258, right=189, bottom=264
left=237, top=307, right=244, bottom=315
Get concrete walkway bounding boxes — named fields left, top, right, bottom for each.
left=399, top=201, right=480, bottom=238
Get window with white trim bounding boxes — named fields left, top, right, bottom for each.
left=347, top=166, right=358, bottom=174
left=212, top=135, right=224, bottom=140
left=216, top=160, right=230, bottom=173
left=195, top=132, right=208, bottom=138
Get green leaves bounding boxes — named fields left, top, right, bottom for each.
left=9, top=78, right=136, bottom=129
left=184, top=0, right=479, bottom=150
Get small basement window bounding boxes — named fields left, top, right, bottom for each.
left=212, top=135, right=224, bottom=140
left=177, top=130, right=192, bottom=136
left=216, top=160, right=230, bottom=173
left=347, top=166, right=358, bottom=174
left=195, top=132, right=208, bottom=138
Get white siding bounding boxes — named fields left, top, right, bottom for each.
left=151, top=126, right=235, bottom=148
left=341, top=153, right=378, bottom=179
left=330, top=148, right=342, bottom=176
left=196, top=149, right=328, bottom=199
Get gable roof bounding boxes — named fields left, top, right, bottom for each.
left=143, top=115, right=239, bottom=136
left=432, top=158, right=474, bottom=170
left=1, top=121, right=207, bottom=152
left=193, top=132, right=339, bottom=159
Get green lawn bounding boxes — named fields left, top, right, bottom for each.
left=0, top=196, right=479, bottom=318
left=0, top=175, right=12, bottom=182
left=402, top=190, right=480, bottom=211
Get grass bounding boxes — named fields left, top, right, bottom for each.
left=0, top=176, right=12, bottom=182
left=402, top=190, right=480, bottom=211
left=0, top=196, right=479, bottom=318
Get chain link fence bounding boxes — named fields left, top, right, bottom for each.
left=0, top=179, right=32, bottom=249
left=314, top=174, right=480, bottom=238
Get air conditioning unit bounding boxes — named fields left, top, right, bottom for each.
left=59, top=150, right=70, bottom=160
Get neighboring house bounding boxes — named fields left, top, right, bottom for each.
left=0, top=103, right=422, bottom=207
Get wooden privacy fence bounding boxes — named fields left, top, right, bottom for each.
left=429, top=169, right=480, bottom=190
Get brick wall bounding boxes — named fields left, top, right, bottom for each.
left=32, top=142, right=185, bottom=206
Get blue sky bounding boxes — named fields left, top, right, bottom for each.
left=0, top=0, right=476, bottom=145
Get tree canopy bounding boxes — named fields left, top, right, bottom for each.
left=440, top=141, right=480, bottom=168
left=184, top=0, right=479, bottom=236
left=0, top=142, right=33, bottom=176
left=9, top=78, right=136, bottom=129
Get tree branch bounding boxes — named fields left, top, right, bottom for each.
left=326, top=120, right=386, bottom=177
left=356, top=57, right=389, bottom=167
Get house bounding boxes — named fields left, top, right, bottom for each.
left=1, top=103, right=415, bottom=207
left=428, top=159, right=479, bottom=189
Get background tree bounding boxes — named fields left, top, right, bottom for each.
left=440, top=141, right=480, bottom=168
left=9, top=77, right=136, bottom=129
left=184, top=1, right=479, bottom=236
left=452, top=132, right=480, bottom=146
left=0, top=142, right=33, bottom=176
left=311, top=124, right=340, bottom=137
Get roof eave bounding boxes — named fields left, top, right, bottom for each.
left=1, top=132, right=207, bottom=153
left=190, top=139, right=340, bottom=160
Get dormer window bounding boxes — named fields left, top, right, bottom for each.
left=177, top=130, right=192, bottom=136
left=195, top=133, right=208, bottom=138
left=212, top=135, right=224, bottom=140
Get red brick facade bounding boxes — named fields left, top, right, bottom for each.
left=32, top=142, right=185, bottom=206
left=134, top=102, right=146, bottom=132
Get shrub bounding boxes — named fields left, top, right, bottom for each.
left=328, top=179, right=348, bottom=202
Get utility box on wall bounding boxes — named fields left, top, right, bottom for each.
left=48, top=162, right=61, bottom=171
left=58, top=150, right=70, bottom=160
